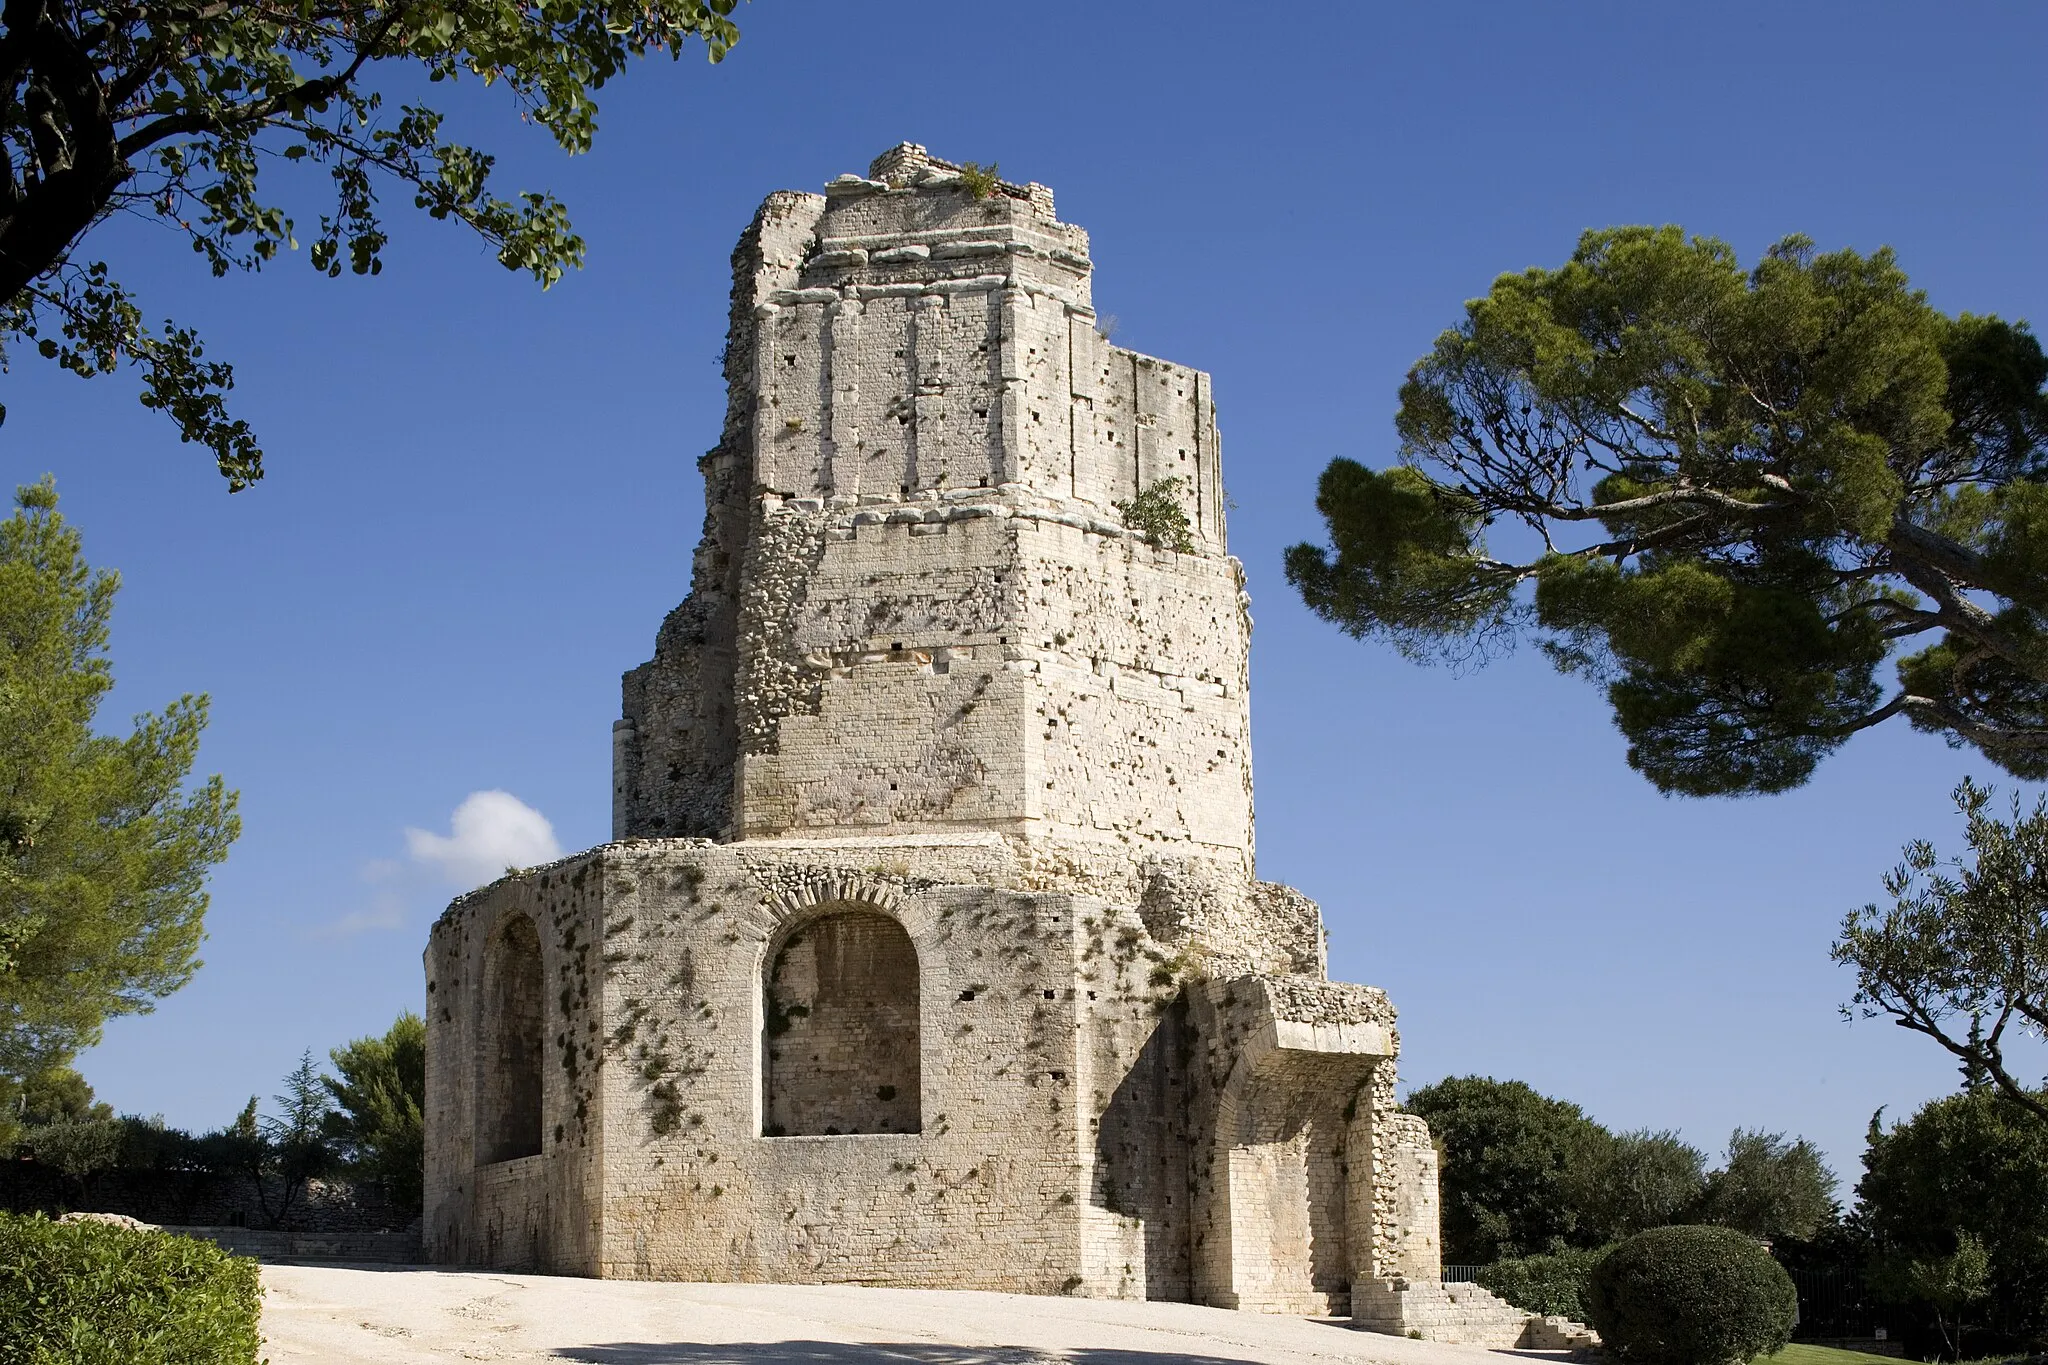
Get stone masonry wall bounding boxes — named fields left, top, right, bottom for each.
left=617, top=145, right=1244, bottom=851
left=428, top=146, right=1442, bottom=1309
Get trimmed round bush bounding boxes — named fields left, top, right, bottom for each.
left=0, top=1212, right=262, bottom=1364
left=1585, top=1225, right=1797, bottom=1365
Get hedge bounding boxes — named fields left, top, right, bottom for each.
left=0, top=1212, right=262, bottom=1364
left=1476, top=1245, right=1613, bottom=1320
left=1586, top=1224, right=1797, bottom=1365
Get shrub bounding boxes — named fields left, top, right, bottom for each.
left=1114, top=477, right=1195, bottom=553
left=1585, top=1225, right=1796, bottom=1365
left=1478, top=1245, right=1612, bottom=1320
left=0, top=1212, right=263, bottom=1363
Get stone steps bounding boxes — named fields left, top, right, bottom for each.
left=1352, top=1277, right=1601, bottom=1352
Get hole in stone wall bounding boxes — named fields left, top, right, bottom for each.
left=763, top=907, right=921, bottom=1136
left=475, top=913, right=544, bottom=1164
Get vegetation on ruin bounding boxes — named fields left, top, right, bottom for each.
left=1586, top=1225, right=1798, bottom=1365
left=0, top=478, right=238, bottom=1091
left=955, top=160, right=1001, bottom=200
left=0, top=1211, right=262, bottom=1364
left=0, top=1, right=744, bottom=487
left=1115, top=476, right=1196, bottom=553
left=1287, top=227, right=2048, bottom=797
left=1835, top=779, right=2048, bottom=1123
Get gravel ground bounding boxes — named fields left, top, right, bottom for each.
left=258, top=1266, right=1558, bottom=1365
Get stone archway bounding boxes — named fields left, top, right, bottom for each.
left=761, top=905, right=921, bottom=1136
left=476, top=913, right=544, bottom=1164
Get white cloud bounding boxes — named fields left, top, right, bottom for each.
left=404, top=790, right=563, bottom=890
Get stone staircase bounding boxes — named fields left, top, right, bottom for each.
left=1352, top=1277, right=1600, bottom=1351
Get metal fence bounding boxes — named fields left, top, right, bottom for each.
left=1785, top=1266, right=1895, bottom=1341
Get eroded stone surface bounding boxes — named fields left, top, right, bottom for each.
left=425, top=145, right=1440, bottom=1316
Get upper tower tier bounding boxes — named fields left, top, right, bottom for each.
left=749, top=144, right=1224, bottom=545
left=616, top=147, right=1252, bottom=867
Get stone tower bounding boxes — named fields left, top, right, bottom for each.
left=423, top=146, right=1441, bottom=1313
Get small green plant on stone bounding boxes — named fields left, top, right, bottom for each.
left=956, top=161, right=1001, bottom=200
left=1114, top=477, right=1195, bottom=552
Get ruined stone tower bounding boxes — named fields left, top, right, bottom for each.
left=424, top=146, right=1441, bottom=1313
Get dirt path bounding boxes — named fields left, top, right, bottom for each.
left=259, top=1267, right=1552, bottom=1365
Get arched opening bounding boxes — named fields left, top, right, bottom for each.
left=762, top=907, right=920, bottom=1136
left=476, top=913, right=544, bottom=1164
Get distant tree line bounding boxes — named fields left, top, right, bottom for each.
left=1407, top=1076, right=1836, bottom=1266
left=1411, top=1074, right=2048, bottom=1358
left=5, top=1011, right=425, bottom=1227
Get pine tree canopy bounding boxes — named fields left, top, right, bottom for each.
left=0, top=476, right=238, bottom=1080
left=1286, top=227, right=2048, bottom=796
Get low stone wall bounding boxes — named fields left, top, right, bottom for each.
left=0, top=1164, right=417, bottom=1235
left=165, top=1225, right=423, bottom=1264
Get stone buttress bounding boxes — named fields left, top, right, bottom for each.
left=424, top=145, right=1442, bottom=1314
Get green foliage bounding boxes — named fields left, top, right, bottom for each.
left=258, top=1052, right=337, bottom=1227
left=1405, top=1075, right=1607, bottom=1261
left=1835, top=779, right=2048, bottom=1124
left=1569, top=1128, right=1709, bottom=1244
left=1114, top=477, right=1196, bottom=553
left=0, top=1212, right=262, bottom=1364
left=1585, top=1225, right=1798, bottom=1365
left=1412, top=1076, right=1837, bottom=1264
left=1856, top=1087, right=2048, bottom=1349
left=1284, top=462, right=1511, bottom=661
left=19, top=1066, right=112, bottom=1125
left=1697, top=1130, right=1838, bottom=1242
left=0, top=1, right=746, bottom=486
left=956, top=161, right=1002, bottom=200
left=194, top=1061, right=339, bottom=1228
left=22, top=1117, right=124, bottom=1181
left=0, top=480, right=238, bottom=1084
left=1287, top=227, right=2048, bottom=796
left=1476, top=1245, right=1613, bottom=1320
left=1873, top=1234, right=1990, bottom=1360
left=324, top=1012, right=426, bottom=1211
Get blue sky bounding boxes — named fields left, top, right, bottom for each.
left=9, top=2, right=2045, bottom=1187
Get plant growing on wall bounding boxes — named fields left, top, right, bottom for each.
left=956, top=161, right=1001, bottom=200
left=1115, top=477, right=1195, bottom=553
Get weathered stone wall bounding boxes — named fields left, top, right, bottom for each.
left=765, top=908, right=921, bottom=1136
left=423, top=867, right=606, bottom=1273
left=616, top=190, right=826, bottom=841
left=427, top=144, right=1441, bottom=1308
left=617, top=145, right=1247, bottom=855
left=427, top=834, right=1426, bottom=1302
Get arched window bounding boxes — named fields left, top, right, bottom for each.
left=476, top=913, right=543, bottom=1163
left=763, top=908, right=920, bottom=1136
